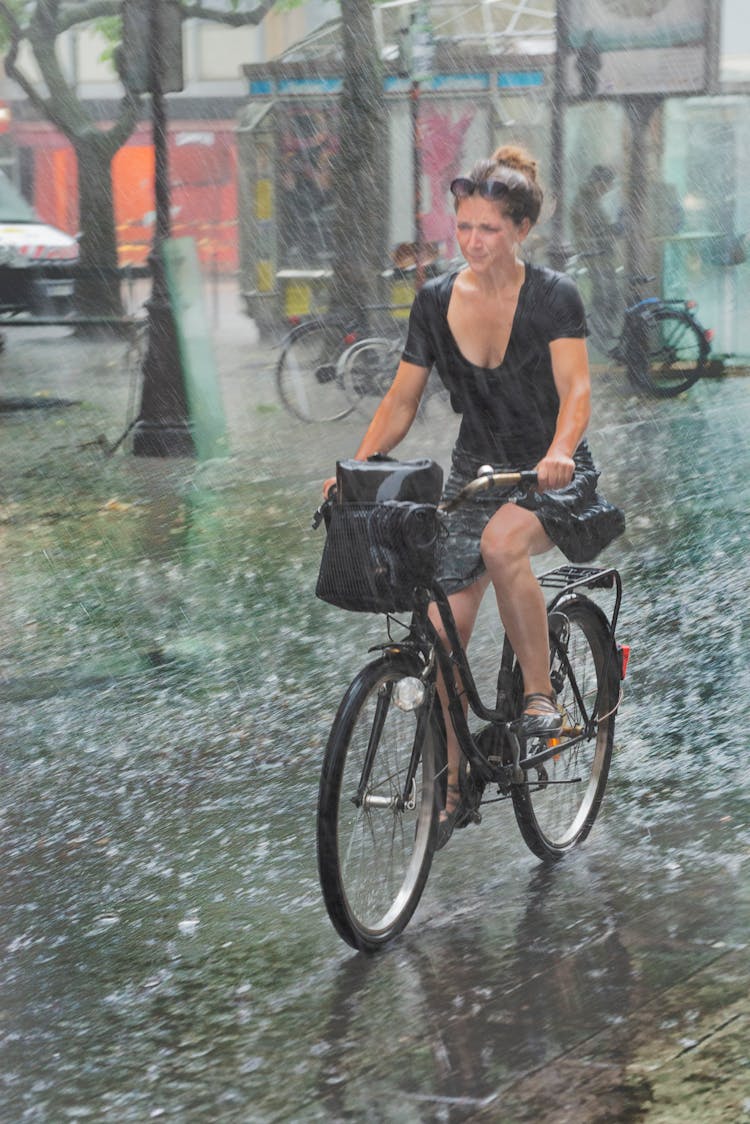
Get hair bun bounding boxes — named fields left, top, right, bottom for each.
left=491, top=144, right=539, bottom=183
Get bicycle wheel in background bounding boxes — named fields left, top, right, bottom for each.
left=341, top=336, right=402, bottom=412
left=625, top=306, right=709, bottom=398
left=317, top=653, right=444, bottom=950
left=276, top=319, right=354, bottom=422
left=511, top=596, right=619, bottom=861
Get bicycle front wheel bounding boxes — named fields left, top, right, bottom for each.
left=625, top=307, right=708, bottom=398
left=317, top=654, right=444, bottom=950
left=511, top=597, right=619, bottom=860
left=276, top=319, right=354, bottom=422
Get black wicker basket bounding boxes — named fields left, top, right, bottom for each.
left=316, top=500, right=441, bottom=614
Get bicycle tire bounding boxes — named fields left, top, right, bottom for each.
left=317, top=653, right=445, bottom=950
left=340, top=336, right=402, bottom=411
left=276, top=319, right=354, bottom=422
left=625, top=306, right=709, bottom=398
left=511, top=596, right=619, bottom=860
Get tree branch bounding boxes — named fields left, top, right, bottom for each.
left=58, top=0, right=122, bottom=33
left=57, top=0, right=277, bottom=34
left=180, top=0, right=277, bottom=27
left=1, top=6, right=69, bottom=130
left=107, top=90, right=142, bottom=150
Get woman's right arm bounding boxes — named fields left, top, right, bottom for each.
left=322, top=359, right=430, bottom=497
left=353, top=359, right=430, bottom=459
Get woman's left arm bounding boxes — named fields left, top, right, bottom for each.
left=536, top=336, right=592, bottom=491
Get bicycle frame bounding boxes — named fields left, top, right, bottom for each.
left=384, top=563, right=623, bottom=806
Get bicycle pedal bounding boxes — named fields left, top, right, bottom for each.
left=456, top=809, right=482, bottom=830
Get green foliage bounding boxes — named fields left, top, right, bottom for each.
left=95, top=15, right=122, bottom=66
left=0, top=0, right=23, bottom=52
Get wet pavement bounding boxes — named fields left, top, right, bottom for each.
left=1, top=288, right=749, bottom=1122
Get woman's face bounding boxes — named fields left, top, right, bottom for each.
left=455, top=194, right=529, bottom=273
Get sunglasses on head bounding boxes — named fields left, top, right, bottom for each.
left=450, top=172, right=527, bottom=201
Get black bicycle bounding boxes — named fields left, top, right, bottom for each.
left=275, top=309, right=406, bottom=423
left=315, top=469, right=627, bottom=951
left=275, top=252, right=463, bottom=423
left=567, top=252, right=713, bottom=398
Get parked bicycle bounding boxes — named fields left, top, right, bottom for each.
left=314, top=467, right=627, bottom=951
left=566, top=251, right=714, bottom=398
left=276, top=249, right=462, bottom=424
left=275, top=306, right=408, bottom=424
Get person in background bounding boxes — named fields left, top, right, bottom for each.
left=570, top=164, right=622, bottom=332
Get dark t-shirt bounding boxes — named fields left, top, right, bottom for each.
left=402, top=264, right=587, bottom=467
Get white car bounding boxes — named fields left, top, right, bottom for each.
left=0, top=171, right=78, bottom=317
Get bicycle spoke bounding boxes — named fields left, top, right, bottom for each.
left=511, top=597, right=616, bottom=859
left=276, top=319, right=353, bottom=422
left=630, top=308, right=707, bottom=398
left=317, top=656, right=443, bottom=949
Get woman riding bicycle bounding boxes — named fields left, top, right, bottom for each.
left=324, top=144, right=623, bottom=847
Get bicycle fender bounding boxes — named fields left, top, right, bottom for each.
left=625, top=297, right=660, bottom=315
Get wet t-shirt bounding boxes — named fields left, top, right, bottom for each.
left=402, top=264, right=587, bottom=467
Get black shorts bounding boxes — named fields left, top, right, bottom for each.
left=436, top=443, right=624, bottom=595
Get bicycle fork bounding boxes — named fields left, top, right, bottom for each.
left=352, top=679, right=434, bottom=813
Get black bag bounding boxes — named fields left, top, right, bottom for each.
left=539, top=492, right=626, bottom=563
left=316, top=500, right=441, bottom=613
left=335, top=454, right=443, bottom=505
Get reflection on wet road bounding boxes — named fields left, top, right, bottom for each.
left=1, top=335, right=749, bottom=1121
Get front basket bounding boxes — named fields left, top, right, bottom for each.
left=316, top=501, right=440, bottom=614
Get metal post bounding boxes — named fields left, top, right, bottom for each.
left=132, top=0, right=193, bottom=457
left=411, top=79, right=425, bottom=293
left=624, top=96, right=660, bottom=282
left=548, top=0, right=570, bottom=272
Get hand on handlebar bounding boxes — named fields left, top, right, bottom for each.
left=439, top=467, right=538, bottom=513
left=534, top=452, right=575, bottom=493
left=312, top=477, right=338, bottom=529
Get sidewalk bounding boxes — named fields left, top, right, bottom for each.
left=0, top=279, right=281, bottom=447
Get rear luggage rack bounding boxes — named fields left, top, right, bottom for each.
left=538, top=565, right=617, bottom=591
left=538, top=565, right=623, bottom=637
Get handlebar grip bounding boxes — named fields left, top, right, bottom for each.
left=481, top=469, right=538, bottom=489
left=439, top=468, right=537, bottom=513
left=312, top=497, right=333, bottom=529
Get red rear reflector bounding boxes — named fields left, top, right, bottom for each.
left=344, top=332, right=358, bottom=345
left=618, top=644, right=630, bottom=679
left=705, top=328, right=714, bottom=342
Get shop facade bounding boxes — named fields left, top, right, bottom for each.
left=238, top=20, right=749, bottom=358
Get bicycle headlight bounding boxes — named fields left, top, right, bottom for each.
left=392, top=677, right=426, bottom=711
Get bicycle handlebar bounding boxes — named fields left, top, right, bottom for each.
left=439, top=468, right=538, bottom=514
left=312, top=468, right=538, bottom=527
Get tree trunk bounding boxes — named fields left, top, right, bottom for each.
left=73, top=132, right=124, bottom=324
left=330, top=0, right=388, bottom=324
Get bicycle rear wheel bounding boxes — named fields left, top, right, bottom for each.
left=276, top=319, right=354, bottom=422
left=511, top=597, right=619, bottom=860
left=317, top=653, right=444, bottom=950
left=341, top=336, right=402, bottom=411
left=625, top=306, right=709, bottom=398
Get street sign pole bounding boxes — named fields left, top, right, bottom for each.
left=131, top=0, right=194, bottom=457
left=409, top=0, right=434, bottom=294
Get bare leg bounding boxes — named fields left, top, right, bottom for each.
left=428, top=574, right=490, bottom=816
left=480, top=503, right=554, bottom=702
